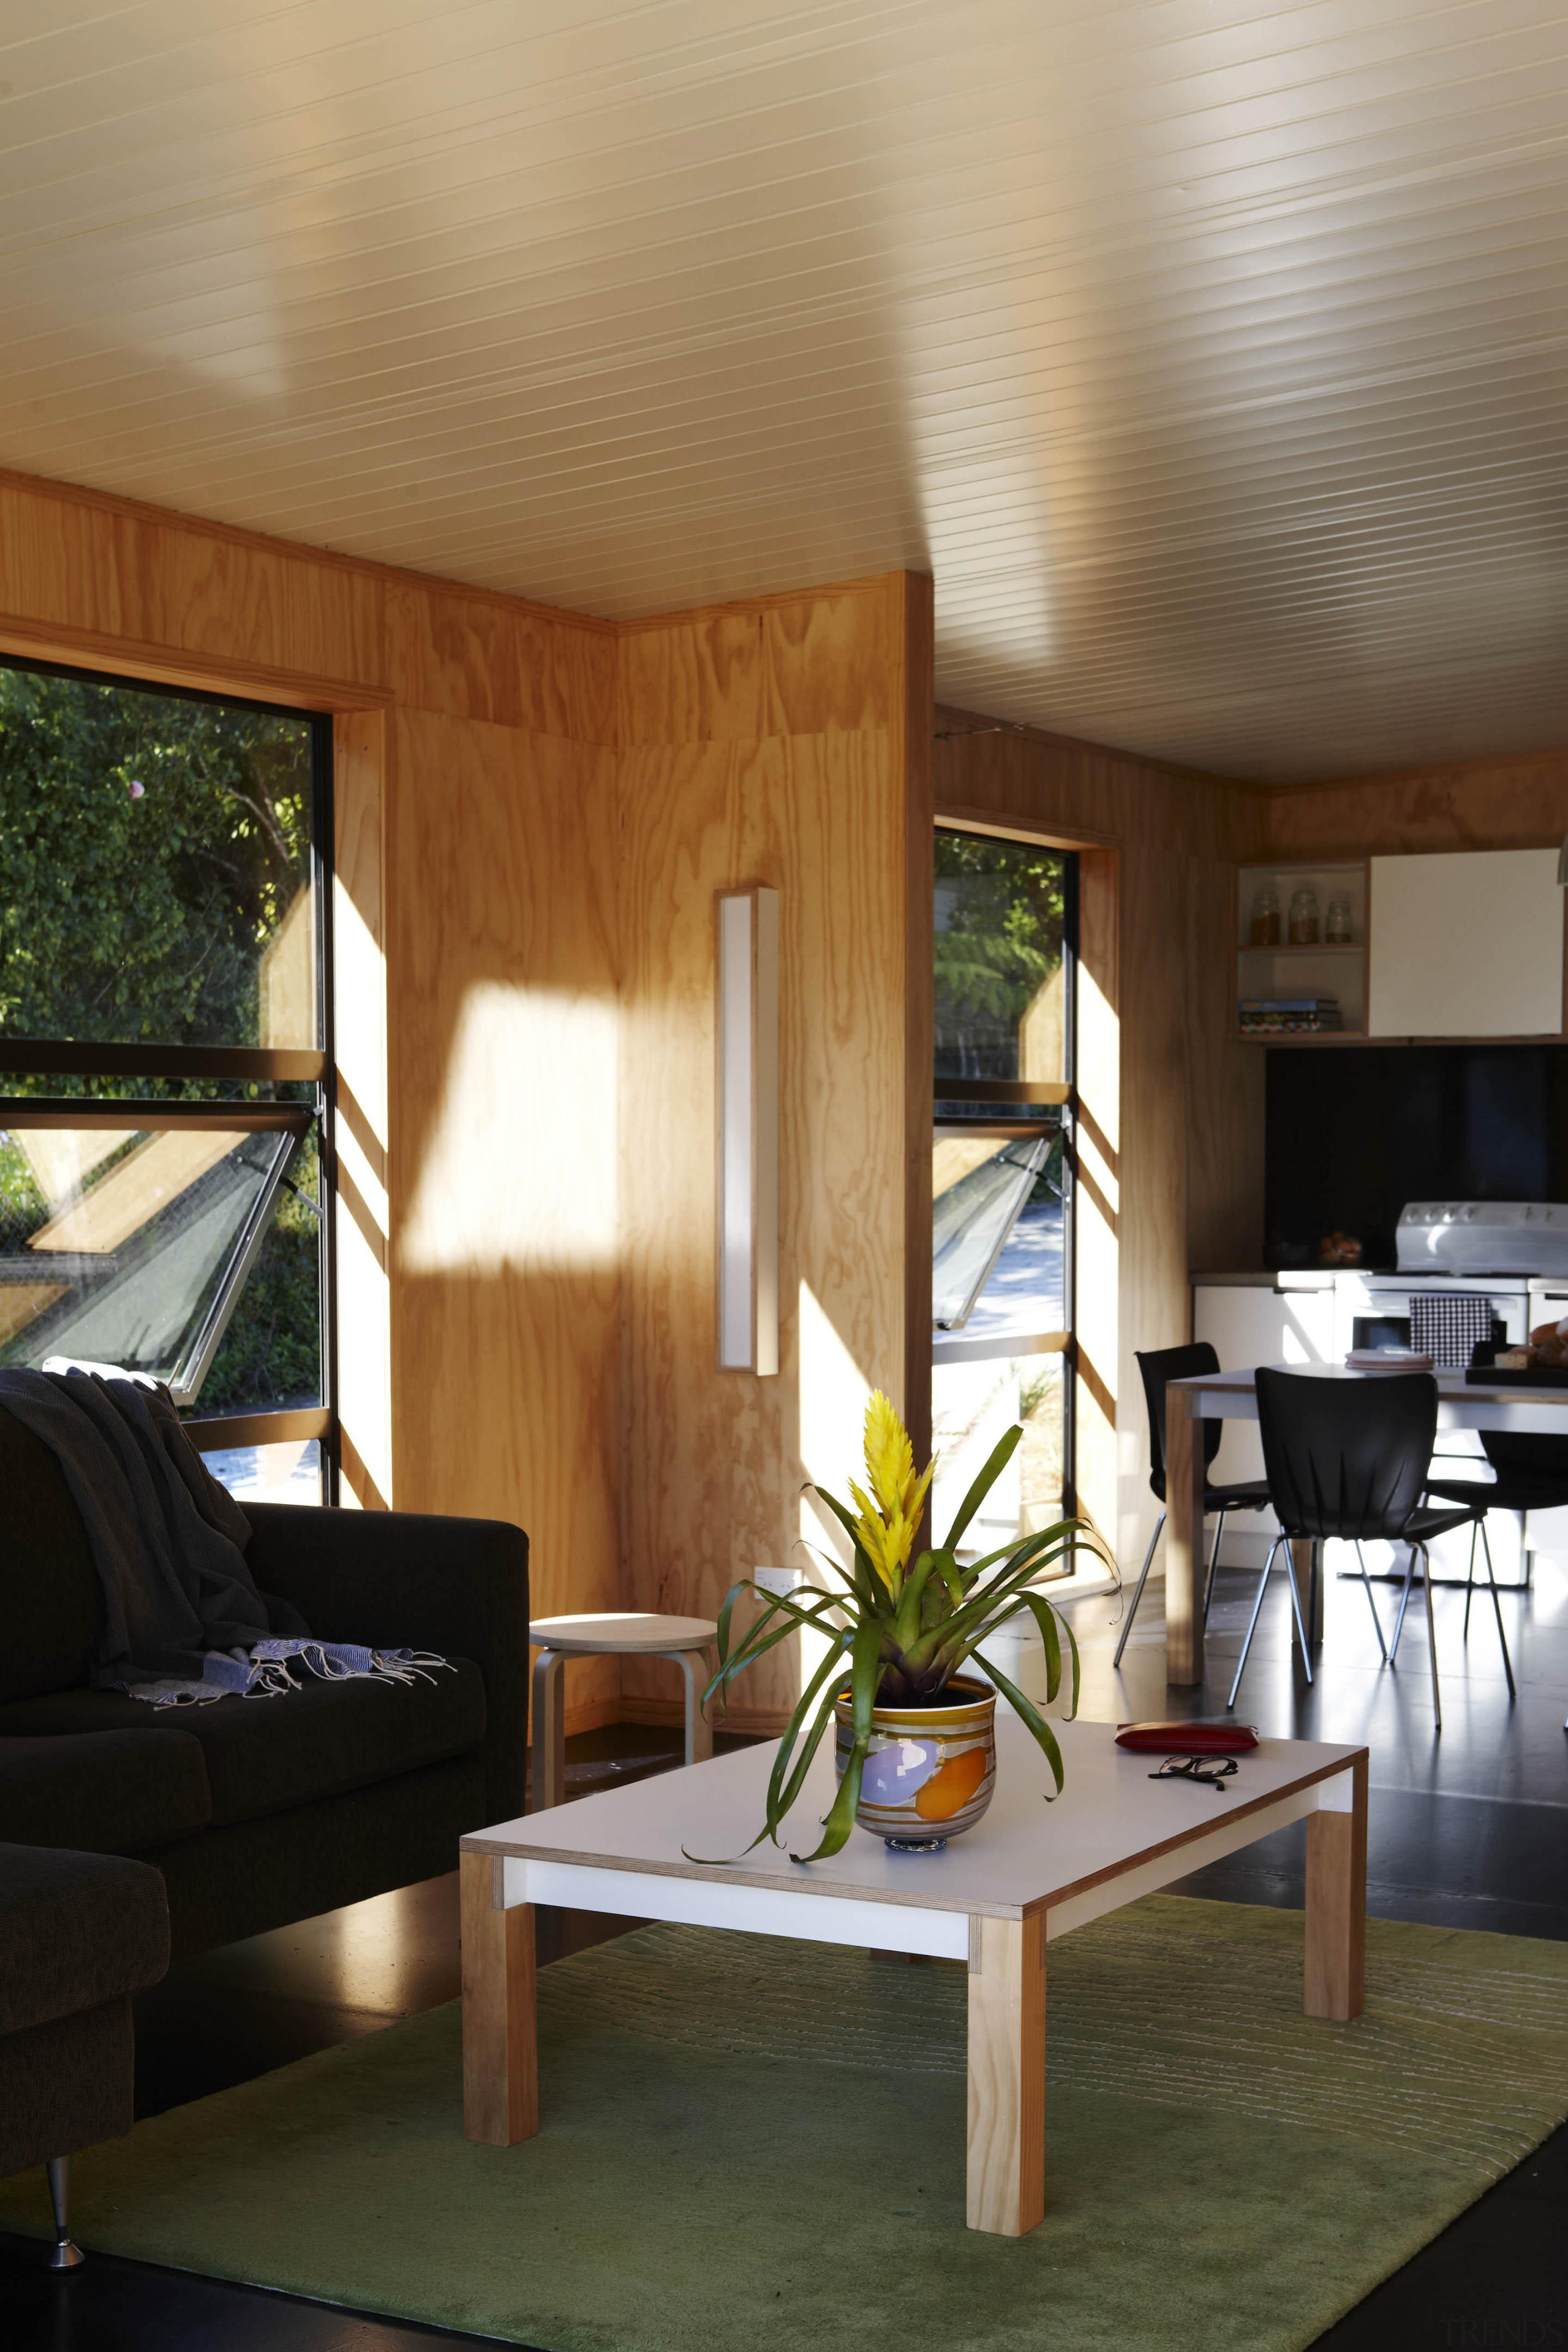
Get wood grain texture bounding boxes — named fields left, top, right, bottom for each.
left=967, top=1912, right=1046, bottom=2237
left=935, top=705, right=1261, bottom=1579
left=460, top=1851, right=537, bottom=2146
left=333, top=710, right=393, bottom=1510
left=1305, top=1753, right=1368, bottom=2023
left=618, top=575, right=931, bottom=1725
left=0, top=469, right=384, bottom=704
left=386, top=579, right=616, bottom=743
left=386, top=705, right=622, bottom=1722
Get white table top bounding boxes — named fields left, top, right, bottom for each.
left=1173, top=1363, right=1568, bottom=1431
left=464, top=1716, right=1363, bottom=1922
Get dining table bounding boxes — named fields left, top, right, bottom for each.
left=1162, top=1363, right=1568, bottom=1685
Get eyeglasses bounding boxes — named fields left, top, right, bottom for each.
left=1149, top=1753, right=1239, bottom=1795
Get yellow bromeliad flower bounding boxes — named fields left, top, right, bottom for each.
left=848, top=1390, right=935, bottom=1597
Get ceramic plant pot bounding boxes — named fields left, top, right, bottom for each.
left=832, top=1675, right=997, bottom=1850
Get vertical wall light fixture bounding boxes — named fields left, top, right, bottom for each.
left=715, top=885, right=779, bottom=1375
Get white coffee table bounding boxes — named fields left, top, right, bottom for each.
left=460, top=1717, right=1368, bottom=2236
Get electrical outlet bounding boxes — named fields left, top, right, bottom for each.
left=752, top=1565, right=800, bottom=1598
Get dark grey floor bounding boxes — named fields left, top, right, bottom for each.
left=3, top=1557, right=1566, bottom=2350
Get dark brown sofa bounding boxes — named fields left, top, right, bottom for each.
left=0, top=1404, right=529, bottom=2255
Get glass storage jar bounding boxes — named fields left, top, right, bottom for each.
left=1288, top=887, right=1320, bottom=945
left=1250, top=887, right=1281, bottom=947
left=1325, top=896, right=1353, bottom=944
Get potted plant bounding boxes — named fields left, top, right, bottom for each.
left=702, top=1391, right=1109, bottom=1861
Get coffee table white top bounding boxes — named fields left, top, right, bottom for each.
left=464, top=1716, right=1364, bottom=1922
left=530, top=1612, right=718, bottom=1654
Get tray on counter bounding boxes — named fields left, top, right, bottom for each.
left=1466, top=1363, right=1568, bottom=1388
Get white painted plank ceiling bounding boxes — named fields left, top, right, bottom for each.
left=1, top=0, right=1567, bottom=781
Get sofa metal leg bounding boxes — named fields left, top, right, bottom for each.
left=45, top=2156, right=84, bottom=2271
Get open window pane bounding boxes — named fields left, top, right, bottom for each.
left=935, top=834, right=1068, bottom=1086
left=933, top=1129, right=1065, bottom=1331
left=0, top=1119, right=303, bottom=1405
left=0, top=660, right=316, bottom=1051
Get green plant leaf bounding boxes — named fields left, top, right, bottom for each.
left=940, top=1421, right=1022, bottom=1555
left=789, top=1618, right=884, bottom=1862
left=976, top=1649, right=1066, bottom=1798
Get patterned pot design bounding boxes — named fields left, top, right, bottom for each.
left=832, top=1676, right=997, bottom=1850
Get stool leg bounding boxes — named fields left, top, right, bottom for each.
left=673, top=1649, right=717, bottom=1768
left=530, top=1649, right=567, bottom=1810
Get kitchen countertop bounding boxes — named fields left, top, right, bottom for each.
left=1189, top=1269, right=1338, bottom=1288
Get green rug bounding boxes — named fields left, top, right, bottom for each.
left=5, top=1896, right=1567, bottom=2351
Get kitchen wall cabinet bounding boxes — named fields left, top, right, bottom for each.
left=1366, top=849, right=1564, bottom=1037
left=1235, top=847, right=1566, bottom=1043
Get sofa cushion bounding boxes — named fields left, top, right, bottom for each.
left=0, top=1406, right=105, bottom=1701
left=0, top=1730, right=211, bottom=1854
left=0, top=1658, right=488, bottom=1829
left=0, top=1842, right=169, bottom=2036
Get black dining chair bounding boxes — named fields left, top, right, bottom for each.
left=1422, top=1427, right=1537, bottom=1703
left=1242, top=1367, right=1496, bottom=1728
left=1112, top=1343, right=1273, bottom=1669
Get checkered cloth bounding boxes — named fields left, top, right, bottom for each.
left=1408, top=1293, right=1494, bottom=1372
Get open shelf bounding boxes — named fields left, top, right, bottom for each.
left=1237, top=860, right=1368, bottom=1039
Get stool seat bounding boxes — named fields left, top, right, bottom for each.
left=531, top=1612, right=719, bottom=1656
left=529, top=1614, right=722, bottom=1811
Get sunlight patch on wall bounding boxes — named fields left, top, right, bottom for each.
left=401, top=984, right=617, bottom=1274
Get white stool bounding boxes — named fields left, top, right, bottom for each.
left=529, top=1613, right=720, bottom=1812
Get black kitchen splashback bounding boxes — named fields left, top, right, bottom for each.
left=1265, top=1044, right=1568, bottom=1269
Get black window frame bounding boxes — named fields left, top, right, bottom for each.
left=932, top=828, right=1079, bottom=1516
left=0, top=650, right=337, bottom=1496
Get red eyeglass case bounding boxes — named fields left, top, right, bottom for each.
left=1115, top=1720, right=1259, bottom=1754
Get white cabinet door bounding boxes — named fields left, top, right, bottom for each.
left=1192, top=1284, right=1338, bottom=1537
left=1368, top=850, right=1564, bottom=1037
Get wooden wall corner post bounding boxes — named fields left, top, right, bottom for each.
left=966, top=1912, right=1046, bottom=2236
left=1163, top=1382, right=1205, bottom=1685
left=460, top=1850, right=538, bottom=2146
left=1303, top=1754, right=1368, bottom=2023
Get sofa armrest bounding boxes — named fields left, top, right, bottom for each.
left=0, top=1843, right=169, bottom=2037
left=243, top=1503, right=529, bottom=1824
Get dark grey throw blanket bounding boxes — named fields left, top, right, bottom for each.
left=0, top=1367, right=442, bottom=1706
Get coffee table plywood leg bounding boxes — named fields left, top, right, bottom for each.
left=1304, top=1756, right=1368, bottom=2022
left=966, top=1914, right=1046, bottom=2236
left=461, top=1852, right=538, bottom=2146
left=1165, top=1385, right=1206, bottom=1687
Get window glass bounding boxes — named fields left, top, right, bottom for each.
left=0, top=663, right=315, bottom=1049
left=933, top=1127, right=1066, bottom=1335
left=935, top=834, right=1068, bottom=1087
left=0, top=1118, right=306, bottom=1406
left=198, top=1435, right=323, bottom=1506
left=932, top=1352, right=1065, bottom=1555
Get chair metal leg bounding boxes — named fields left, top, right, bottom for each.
left=1228, top=1535, right=1281, bottom=1711
left=1202, top=1510, right=1227, bottom=1627
left=1463, top=1518, right=1478, bottom=1639
left=1390, top=1544, right=1418, bottom=1662
left=1479, top=1521, right=1517, bottom=1700
left=529, top=1648, right=568, bottom=1811
left=1419, top=1544, right=1442, bottom=1731
left=1112, top=1511, right=1165, bottom=1669
left=45, top=2156, right=83, bottom=2271
left=1281, top=1544, right=1315, bottom=1687
left=1353, top=1541, right=1389, bottom=1663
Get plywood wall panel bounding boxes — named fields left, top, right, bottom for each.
left=385, top=580, right=616, bottom=744
left=618, top=575, right=930, bottom=1730
left=386, top=706, right=622, bottom=1723
left=617, top=613, right=764, bottom=746
left=762, top=588, right=895, bottom=738
left=1250, top=753, right=1568, bottom=864
left=0, top=471, right=384, bottom=701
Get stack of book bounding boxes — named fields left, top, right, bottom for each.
left=1238, top=996, right=1343, bottom=1035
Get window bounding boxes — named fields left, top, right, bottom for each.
left=932, top=828, right=1075, bottom=1556
left=0, top=654, right=334, bottom=1500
